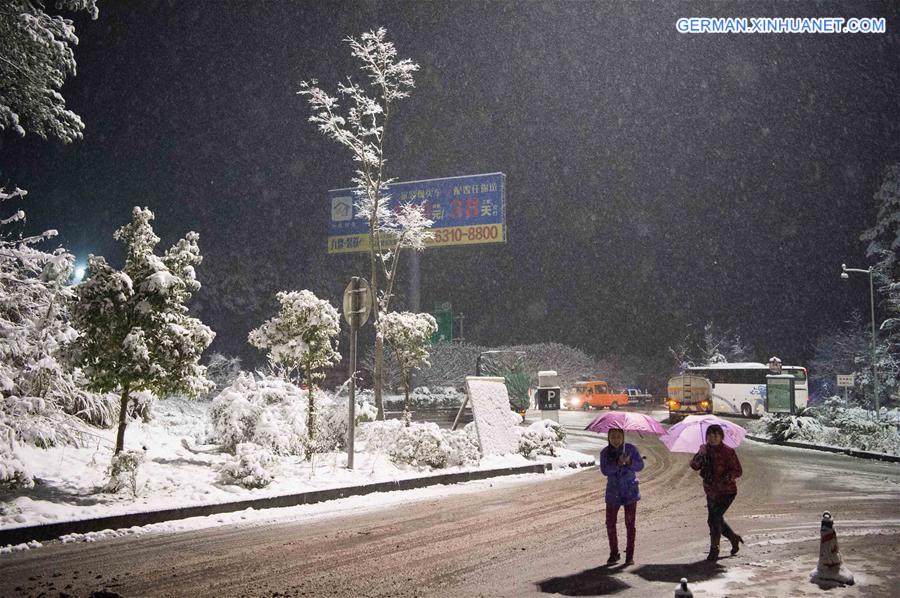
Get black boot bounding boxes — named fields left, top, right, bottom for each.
left=727, top=532, right=744, bottom=556
left=606, top=551, right=620, bottom=565
left=706, top=534, right=720, bottom=561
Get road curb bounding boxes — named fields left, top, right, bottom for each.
left=746, top=434, right=900, bottom=463
left=0, top=460, right=595, bottom=548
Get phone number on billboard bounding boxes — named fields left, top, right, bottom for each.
left=428, top=224, right=504, bottom=246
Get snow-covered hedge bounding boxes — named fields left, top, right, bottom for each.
left=210, top=373, right=354, bottom=457
left=359, top=420, right=481, bottom=469
left=219, top=442, right=276, bottom=489
left=753, top=397, right=900, bottom=455
left=518, top=419, right=567, bottom=459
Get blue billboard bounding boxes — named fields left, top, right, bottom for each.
left=327, top=172, right=506, bottom=254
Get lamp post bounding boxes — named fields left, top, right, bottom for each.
left=841, top=264, right=879, bottom=418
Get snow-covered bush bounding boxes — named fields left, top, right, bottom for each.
left=753, top=397, right=900, bottom=455
left=105, top=449, right=144, bottom=496
left=390, top=422, right=449, bottom=468
left=759, top=412, right=824, bottom=444
left=219, top=442, right=276, bottom=489
left=210, top=373, right=348, bottom=457
left=442, top=424, right=481, bottom=466
left=359, top=419, right=405, bottom=454
left=518, top=419, right=567, bottom=459
left=355, top=400, right=377, bottom=424
left=0, top=426, right=33, bottom=490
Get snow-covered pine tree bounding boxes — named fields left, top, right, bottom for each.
left=72, top=207, right=215, bottom=454
left=861, top=162, right=900, bottom=406
left=299, top=28, right=430, bottom=419
left=248, top=290, right=341, bottom=457
left=0, top=0, right=99, bottom=142
left=377, top=311, right=437, bottom=422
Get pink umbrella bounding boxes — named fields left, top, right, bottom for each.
left=660, top=415, right=746, bottom=453
left=584, top=411, right=667, bottom=436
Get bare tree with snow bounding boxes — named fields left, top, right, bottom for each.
left=72, top=207, right=215, bottom=455
left=299, top=28, right=430, bottom=419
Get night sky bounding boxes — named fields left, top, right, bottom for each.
left=2, top=0, right=899, bottom=378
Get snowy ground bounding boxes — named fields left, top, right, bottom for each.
left=0, top=399, right=592, bottom=535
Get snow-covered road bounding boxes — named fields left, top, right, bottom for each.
left=1, top=412, right=897, bottom=597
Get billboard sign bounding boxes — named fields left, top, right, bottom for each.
left=327, top=173, right=506, bottom=254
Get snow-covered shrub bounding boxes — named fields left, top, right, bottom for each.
left=65, top=390, right=118, bottom=428
left=759, top=412, right=824, bottom=444
left=219, top=442, right=276, bottom=489
left=518, top=419, right=567, bottom=459
left=390, top=422, right=449, bottom=469
left=0, top=426, right=33, bottom=490
left=442, top=423, right=481, bottom=466
left=210, top=373, right=347, bottom=457
left=754, top=398, right=900, bottom=455
left=1, top=395, right=83, bottom=448
left=355, top=400, right=377, bottom=424
left=105, top=449, right=144, bottom=496
left=359, top=419, right=405, bottom=454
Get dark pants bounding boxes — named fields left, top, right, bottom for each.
left=606, top=502, right=637, bottom=556
left=706, top=493, right=737, bottom=541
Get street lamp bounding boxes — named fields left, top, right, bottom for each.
left=841, top=263, right=879, bottom=418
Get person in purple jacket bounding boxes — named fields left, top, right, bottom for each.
left=599, top=427, right=644, bottom=565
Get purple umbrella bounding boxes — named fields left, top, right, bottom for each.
left=660, top=415, right=746, bottom=453
left=584, top=411, right=667, bottom=436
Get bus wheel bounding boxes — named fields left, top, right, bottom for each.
left=741, top=403, right=752, bottom=417
left=582, top=403, right=590, bottom=411
left=610, top=401, right=619, bottom=411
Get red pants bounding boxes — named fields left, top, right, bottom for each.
left=606, top=502, right=637, bottom=556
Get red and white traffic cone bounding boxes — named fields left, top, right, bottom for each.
left=809, top=511, right=854, bottom=585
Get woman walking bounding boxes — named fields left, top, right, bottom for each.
left=690, top=424, right=744, bottom=560
left=599, top=427, right=644, bottom=565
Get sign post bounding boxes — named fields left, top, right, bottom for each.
left=342, top=277, right=371, bottom=470
left=837, top=374, right=855, bottom=405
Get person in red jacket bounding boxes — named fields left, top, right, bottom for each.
left=690, top=424, right=744, bottom=560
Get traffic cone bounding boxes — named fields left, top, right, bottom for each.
left=674, top=577, right=693, bottom=597
left=809, top=511, right=854, bottom=585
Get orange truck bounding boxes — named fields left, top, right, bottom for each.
left=564, top=380, right=629, bottom=410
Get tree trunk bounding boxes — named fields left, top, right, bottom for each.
left=115, top=382, right=130, bottom=455
left=402, top=371, right=411, bottom=427
left=375, top=334, right=385, bottom=419
left=306, top=373, right=316, bottom=461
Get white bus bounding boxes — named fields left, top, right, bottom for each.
left=686, top=362, right=809, bottom=417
